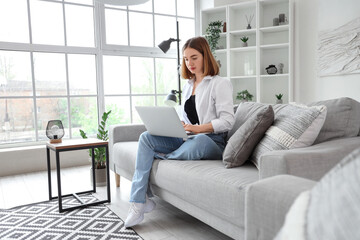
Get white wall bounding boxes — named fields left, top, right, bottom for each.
left=213, top=0, right=360, bottom=104
left=0, top=146, right=90, bottom=177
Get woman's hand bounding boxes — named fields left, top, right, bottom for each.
left=183, top=123, right=214, bottom=134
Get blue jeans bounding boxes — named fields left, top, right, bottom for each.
left=129, top=131, right=227, bottom=203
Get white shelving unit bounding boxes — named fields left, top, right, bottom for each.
left=201, top=0, right=293, bottom=104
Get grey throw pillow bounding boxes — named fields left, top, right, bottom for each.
left=309, top=97, right=360, bottom=144
left=227, top=102, right=269, bottom=140
left=223, top=105, right=274, bottom=168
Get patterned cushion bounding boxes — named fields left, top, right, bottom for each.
left=251, top=103, right=327, bottom=168
left=223, top=105, right=274, bottom=168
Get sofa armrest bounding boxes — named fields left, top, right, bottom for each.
left=109, top=124, right=146, bottom=171
left=245, top=175, right=316, bottom=240
left=259, top=137, right=360, bottom=181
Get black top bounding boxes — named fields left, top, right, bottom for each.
left=184, top=95, right=199, bottom=125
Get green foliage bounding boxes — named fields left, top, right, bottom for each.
left=240, top=36, right=249, bottom=42
left=80, top=110, right=111, bottom=169
left=275, top=93, right=283, bottom=100
left=205, top=20, right=223, bottom=56
left=236, top=90, right=253, bottom=101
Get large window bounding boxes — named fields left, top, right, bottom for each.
left=0, top=0, right=196, bottom=147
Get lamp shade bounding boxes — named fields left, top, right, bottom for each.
left=164, top=90, right=178, bottom=107
left=158, top=38, right=177, bottom=53
left=95, top=0, right=149, bottom=6
left=46, top=120, right=65, bottom=144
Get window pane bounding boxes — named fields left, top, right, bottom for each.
left=105, top=96, right=131, bottom=125
left=37, top=97, right=69, bottom=141
left=65, top=4, right=95, bottom=47
left=65, top=0, right=93, bottom=5
left=129, top=12, right=153, bottom=47
left=30, top=0, right=64, bottom=45
left=156, top=96, right=168, bottom=106
left=0, top=98, right=35, bottom=144
left=128, top=0, right=152, bottom=12
left=70, top=97, right=98, bottom=137
left=103, top=56, right=129, bottom=94
left=0, top=0, right=29, bottom=43
left=155, top=15, right=176, bottom=50
left=105, top=9, right=128, bottom=45
left=132, top=96, right=155, bottom=123
left=0, top=51, right=32, bottom=97
left=155, top=58, right=177, bottom=94
left=154, top=0, right=175, bottom=15
left=130, top=57, right=154, bottom=94
left=33, top=53, right=67, bottom=96
left=177, top=0, right=194, bottom=17
left=68, top=54, right=97, bottom=95
left=105, top=5, right=126, bottom=9
left=178, top=18, right=195, bottom=48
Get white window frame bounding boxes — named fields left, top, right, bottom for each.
left=0, top=0, right=199, bottom=149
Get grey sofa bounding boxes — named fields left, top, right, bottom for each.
left=109, top=97, right=360, bottom=240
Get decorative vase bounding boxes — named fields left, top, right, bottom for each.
left=247, top=24, right=251, bottom=29
left=223, top=22, right=227, bottom=32
left=276, top=99, right=283, bottom=104
left=242, top=42, right=248, bottom=47
left=266, top=65, right=277, bottom=74
left=90, top=167, right=107, bottom=187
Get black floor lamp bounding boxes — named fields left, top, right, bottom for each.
left=158, top=21, right=181, bottom=106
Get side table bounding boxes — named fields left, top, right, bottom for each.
left=46, top=138, right=111, bottom=212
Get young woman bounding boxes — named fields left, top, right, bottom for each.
left=124, top=36, right=235, bottom=228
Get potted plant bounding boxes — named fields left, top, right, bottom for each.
left=236, top=90, right=253, bottom=102
left=275, top=93, right=283, bottom=104
left=240, top=36, right=249, bottom=47
left=80, top=110, right=111, bottom=187
left=205, top=20, right=223, bottom=57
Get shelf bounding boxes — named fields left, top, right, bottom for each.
left=260, top=43, right=289, bottom=49
left=215, top=49, right=227, bottom=54
left=202, top=6, right=226, bottom=14
left=260, top=25, right=289, bottom=33
left=229, top=29, right=256, bottom=36
left=201, top=0, right=293, bottom=103
left=231, top=75, right=257, bottom=79
left=230, top=46, right=256, bottom=52
left=259, top=0, right=289, bottom=6
left=261, top=73, right=289, bottom=78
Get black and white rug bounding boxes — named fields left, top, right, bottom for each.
left=0, top=195, right=142, bottom=240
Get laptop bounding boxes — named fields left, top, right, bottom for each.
left=135, top=106, right=190, bottom=139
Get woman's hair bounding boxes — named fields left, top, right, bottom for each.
left=181, top=36, right=219, bottom=79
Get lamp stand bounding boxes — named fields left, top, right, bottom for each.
left=176, top=21, right=181, bottom=105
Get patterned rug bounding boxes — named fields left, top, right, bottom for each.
left=0, top=195, right=142, bottom=240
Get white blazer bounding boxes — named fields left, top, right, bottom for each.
left=180, top=75, right=235, bottom=134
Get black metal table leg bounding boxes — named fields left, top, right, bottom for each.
left=46, top=147, right=52, bottom=201
left=55, top=150, right=63, bottom=212
left=91, top=147, right=96, bottom=193
left=106, top=145, right=111, bottom=202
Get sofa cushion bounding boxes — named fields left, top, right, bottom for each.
left=150, top=160, right=258, bottom=227
left=227, top=102, right=268, bottom=140
left=251, top=103, right=327, bottom=168
left=223, top=105, right=274, bottom=168
left=275, top=147, right=360, bottom=240
left=112, top=141, right=138, bottom=178
left=309, top=97, right=360, bottom=144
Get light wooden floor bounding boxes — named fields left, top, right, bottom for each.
left=0, top=165, right=233, bottom=240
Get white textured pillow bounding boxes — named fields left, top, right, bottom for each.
left=251, top=103, right=327, bottom=168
